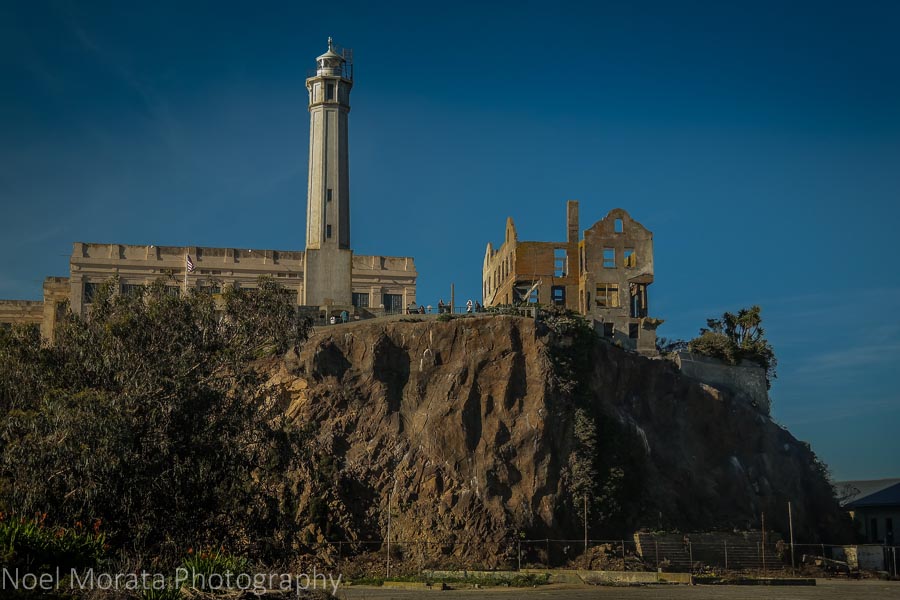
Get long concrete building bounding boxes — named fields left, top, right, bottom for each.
left=0, top=39, right=417, bottom=339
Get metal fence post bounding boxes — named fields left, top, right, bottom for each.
left=655, top=540, right=659, bottom=571
left=788, top=500, right=796, bottom=575
left=689, top=541, right=693, bottom=575
left=517, top=539, right=521, bottom=572
left=724, top=539, right=728, bottom=571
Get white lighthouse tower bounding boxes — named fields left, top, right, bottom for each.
left=302, top=38, right=354, bottom=307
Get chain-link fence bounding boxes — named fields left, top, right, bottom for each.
left=300, top=537, right=900, bottom=579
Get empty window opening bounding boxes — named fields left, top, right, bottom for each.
left=603, top=322, right=614, bottom=337
left=554, top=248, right=567, bottom=277
left=513, top=281, right=539, bottom=304
left=629, top=283, right=648, bottom=318
left=326, top=189, right=333, bottom=202
left=614, top=218, right=623, bottom=233
left=326, top=224, right=332, bottom=238
left=595, top=283, right=620, bottom=308
left=629, top=323, right=639, bottom=339
left=326, top=83, right=335, bottom=100
left=603, top=248, right=615, bottom=268
left=871, top=518, right=879, bottom=542
left=624, top=248, right=636, bottom=268
left=352, top=292, right=369, bottom=308
left=551, top=285, right=566, bottom=306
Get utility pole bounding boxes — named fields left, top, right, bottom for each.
left=450, top=283, right=455, bottom=315
left=788, top=501, right=796, bottom=574
left=386, top=479, right=396, bottom=578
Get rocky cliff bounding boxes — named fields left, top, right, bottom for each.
left=265, top=314, right=850, bottom=563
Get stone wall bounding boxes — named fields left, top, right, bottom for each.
left=0, top=299, right=44, bottom=329
left=673, top=351, right=770, bottom=414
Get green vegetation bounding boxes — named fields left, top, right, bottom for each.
left=542, top=308, right=647, bottom=537
left=178, top=547, right=250, bottom=591
left=349, top=571, right=550, bottom=587
left=0, top=276, right=311, bottom=565
left=687, top=305, right=777, bottom=388
left=0, top=513, right=106, bottom=571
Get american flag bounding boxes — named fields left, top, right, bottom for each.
left=186, top=254, right=195, bottom=273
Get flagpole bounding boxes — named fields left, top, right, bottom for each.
left=184, top=253, right=189, bottom=296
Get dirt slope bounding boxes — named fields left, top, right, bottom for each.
left=265, top=314, right=850, bottom=562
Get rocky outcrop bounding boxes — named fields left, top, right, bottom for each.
left=265, top=315, right=850, bottom=563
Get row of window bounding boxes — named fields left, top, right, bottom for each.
left=351, top=292, right=404, bottom=311
left=84, top=282, right=297, bottom=303
left=324, top=188, right=334, bottom=239
left=586, top=283, right=649, bottom=318
left=311, top=82, right=342, bottom=103
left=601, top=247, right=636, bottom=269
left=484, top=254, right=513, bottom=299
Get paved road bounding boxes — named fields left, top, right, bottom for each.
left=336, top=579, right=900, bottom=600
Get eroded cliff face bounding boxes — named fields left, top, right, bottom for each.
left=265, top=315, right=849, bottom=561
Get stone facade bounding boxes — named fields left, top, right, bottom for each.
left=0, top=40, right=417, bottom=338
left=1, top=241, right=417, bottom=338
left=483, top=200, right=660, bottom=355
left=68, top=242, right=414, bottom=315
left=0, top=300, right=43, bottom=331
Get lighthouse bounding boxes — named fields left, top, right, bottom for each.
left=303, top=38, right=354, bottom=307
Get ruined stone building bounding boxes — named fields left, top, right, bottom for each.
left=0, top=40, right=417, bottom=338
left=483, top=201, right=660, bottom=355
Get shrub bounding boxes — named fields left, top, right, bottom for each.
left=0, top=276, right=311, bottom=562
left=687, top=305, right=777, bottom=388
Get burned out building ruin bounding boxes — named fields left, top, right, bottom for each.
left=483, top=200, right=661, bottom=355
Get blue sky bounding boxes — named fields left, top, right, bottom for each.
left=1, top=1, right=898, bottom=480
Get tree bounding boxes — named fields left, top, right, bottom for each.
left=655, top=336, right=688, bottom=354
left=688, top=305, right=777, bottom=388
left=0, top=276, right=312, bottom=562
